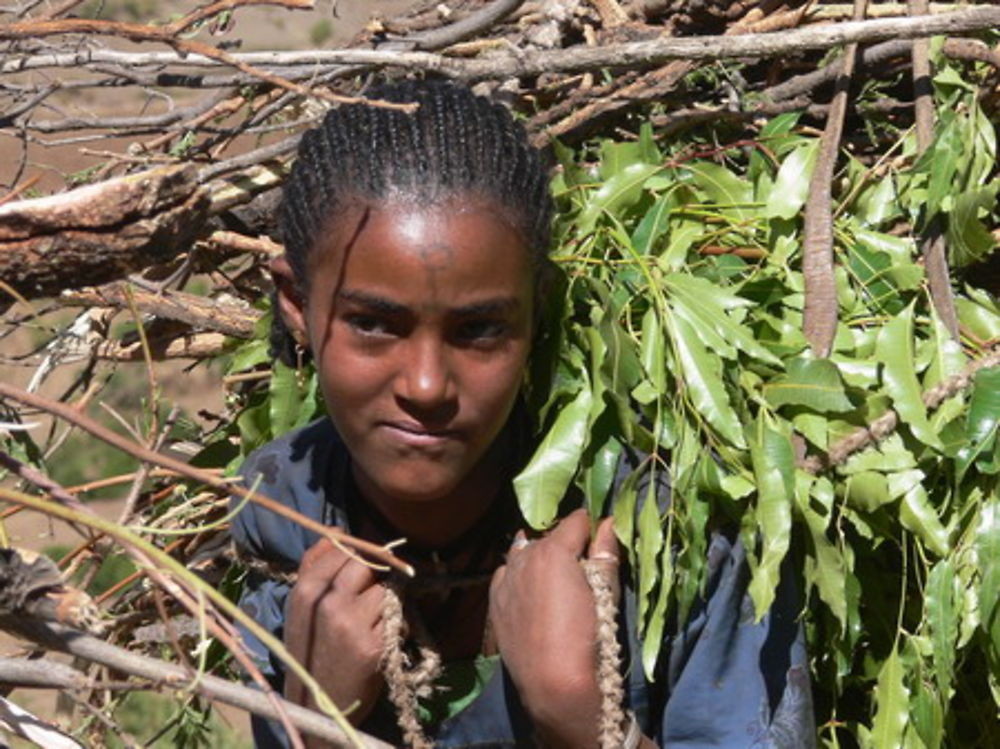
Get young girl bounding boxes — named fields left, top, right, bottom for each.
left=231, top=79, right=813, bottom=749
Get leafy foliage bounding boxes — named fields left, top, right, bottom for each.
left=511, top=58, right=1000, bottom=747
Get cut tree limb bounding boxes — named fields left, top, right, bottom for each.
left=4, top=6, right=999, bottom=78
left=802, top=0, right=868, bottom=358
left=59, top=284, right=260, bottom=339
left=0, top=616, right=394, bottom=749
left=0, top=165, right=209, bottom=303
left=911, top=0, right=960, bottom=340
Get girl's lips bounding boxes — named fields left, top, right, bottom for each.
left=380, top=422, right=459, bottom=447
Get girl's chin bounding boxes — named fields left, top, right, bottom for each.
left=359, top=464, right=467, bottom=506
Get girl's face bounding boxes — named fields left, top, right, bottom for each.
left=274, top=198, right=535, bottom=508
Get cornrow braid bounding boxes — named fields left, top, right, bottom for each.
left=273, top=79, right=553, bottom=364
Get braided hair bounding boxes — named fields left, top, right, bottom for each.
left=273, top=78, right=554, bottom=363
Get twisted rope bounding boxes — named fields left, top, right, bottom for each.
left=380, top=582, right=440, bottom=749
left=583, top=559, right=629, bottom=749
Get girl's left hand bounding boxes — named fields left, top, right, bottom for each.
left=488, top=509, right=620, bottom=749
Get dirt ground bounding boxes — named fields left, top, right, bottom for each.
left=1, top=1, right=418, bottom=744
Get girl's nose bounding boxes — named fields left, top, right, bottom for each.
left=395, top=336, right=456, bottom=413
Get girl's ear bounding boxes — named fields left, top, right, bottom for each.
left=271, top=255, right=308, bottom=346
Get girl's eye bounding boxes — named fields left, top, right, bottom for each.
left=456, top=319, right=507, bottom=343
left=345, top=314, right=392, bottom=337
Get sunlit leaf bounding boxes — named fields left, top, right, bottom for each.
left=669, top=314, right=746, bottom=448
left=900, top=484, right=950, bottom=557
left=925, top=559, right=957, bottom=700
left=976, top=499, right=1000, bottom=646
left=515, top=380, right=593, bottom=529
left=870, top=645, right=910, bottom=749
left=956, top=367, right=1000, bottom=482
left=764, top=140, right=818, bottom=219
left=748, top=416, right=794, bottom=617
left=762, top=356, right=853, bottom=413
left=947, top=181, right=999, bottom=267
left=876, top=304, right=944, bottom=450
left=578, top=162, right=662, bottom=234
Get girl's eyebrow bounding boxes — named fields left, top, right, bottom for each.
left=338, top=289, right=407, bottom=315
left=338, top=289, right=520, bottom=317
left=453, top=298, right=519, bottom=317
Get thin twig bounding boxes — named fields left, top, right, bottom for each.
left=0, top=382, right=415, bottom=577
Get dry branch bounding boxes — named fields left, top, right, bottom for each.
left=0, top=616, right=394, bottom=749
left=801, top=0, right=866, bottom=357
left=0, top=165, right=209, bottom=302
left=4, top=6, right=999, bottom=78
left=59, top=283, right=260, bottom=339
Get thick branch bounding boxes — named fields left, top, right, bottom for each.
left=0, top=617, right=393, bottom=749
left=4, top=7, right=999, bottom=79
left=0, top=162, right=285, bottom=303
left=911, top=0, right=960, bottom=340
left=0, top=165, right=209, bottom=302
left=802, top=1, right=867, bottom=358
left=59, top=283, right=260, bottom=339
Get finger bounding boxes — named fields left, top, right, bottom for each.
left=354, top=583, right=388, bottom=630
left=298, top=538, right=350, bottom=581
left=587, top=516, right=622, bottom=603
left=588, top=516, right=620, bottom=563
left=333, top=554, right=381, bottom=595
left=489, top=564, right=507, bottom=601
left=507, top=529, right=531, bottom=556
left=544, top=509, right=590, bottom=556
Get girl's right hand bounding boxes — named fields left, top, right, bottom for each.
left=284, top=538, right=386, bottom=735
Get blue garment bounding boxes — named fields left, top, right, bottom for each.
left=231, top=418, right=815, bottom=748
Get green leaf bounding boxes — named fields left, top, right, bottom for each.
left=976, top=499, right=1000, bottom=643
left=612, top=463, right=645, bottom=565
left=664, top=274, right=781, bottom=365
left=956, top=367, right=1000, bottom=482
left=228, top=339, right=269, bottom=374
left=639, top=308, right=666, bottom=391
left=870, top=645, right=910, bottom=749
left=681, top=161, right=754, bottom=219
left=899, top=484, right=950, bottom=557
left=841, top=435, right=917, bottom=475
left=797, top=475, right=848, bottom=628
left=762, top=357, right=853, bottom=413
left=748, top=416, right=794, bottom=617
left=669, top=314, right=746, bottom=448
left=924, top=117, right=960, bottom=220
left=764, top=140, right=818, bottom=219
left=641, top=520, right=674, bottom=679
left=269, top=363, right=305, bottom=437
left=855, top=173, right=900, bottom=228
left=578, top=162, right=661, bottom=233
left=847, top=242, right=910, bottom=315
left=947, top=181, right=999, bottom=267
left=956, top=296, right=1000, bottom=342
left=925, top=559, right=957, bottom=699
left=844, top=471, right=891, bottom=512
left=581, top=429, right=623, bottom=520
left=875, top=304, right=944, bottom=450
left=515, top=379, right=594, bottom=529
left=637, top=479, right=664, bottom=623
left=632, top=192, right=674, bottom=256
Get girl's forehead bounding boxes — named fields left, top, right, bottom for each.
left=306, top=198, right=534, bottom=294
left=312, top=195, right=525, bottom=259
